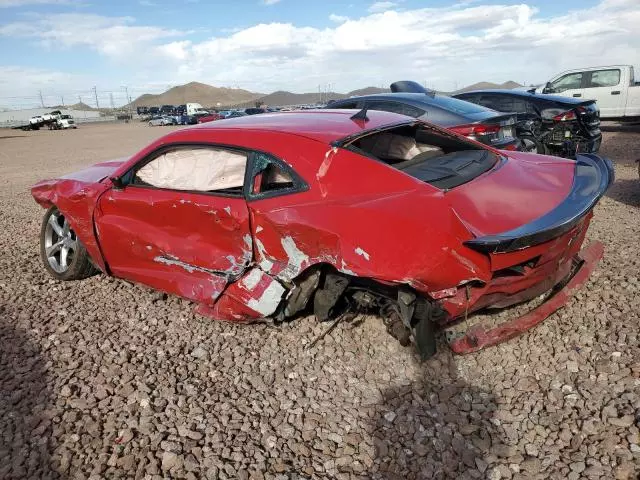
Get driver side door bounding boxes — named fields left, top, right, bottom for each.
left=546, top=71, right=585, bottom=100
left=94, top=144, right=253, bottom=305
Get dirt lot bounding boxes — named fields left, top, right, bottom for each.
left=1, top=122, right=639, bottom=479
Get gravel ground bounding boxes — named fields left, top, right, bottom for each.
left=0, top=123, right=638, bottom=480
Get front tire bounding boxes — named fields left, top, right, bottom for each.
left=40, top=207, right=97, bottom=281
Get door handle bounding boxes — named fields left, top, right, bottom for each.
left=611, top=91, right=621, bottom=95
left=572, top=93, right=581, bottom=97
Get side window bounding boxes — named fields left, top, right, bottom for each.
left=367, top=100, right=425, bottom=118
left=249, top=152, right=306, bottom=199
left=587, top=69, right=620, bottom=88
left=478, top=95, right=514, bottom=112
left=510, top=99, right=528, bottom=113
left=550, top=73, right=583, bottom=92
left=133, top=147, right=247, bottom=195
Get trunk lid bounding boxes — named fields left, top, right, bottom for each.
left=445, top=152, right=576, bottom=237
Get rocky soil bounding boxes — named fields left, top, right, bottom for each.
left=0, top=123, right=638, bottom=479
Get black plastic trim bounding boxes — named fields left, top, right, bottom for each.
left=464, top=154, right=614, bottom=253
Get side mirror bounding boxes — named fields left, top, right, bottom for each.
left=542, top=82, right=553, bottom=94
left=110, top=176, right=125, bottom=190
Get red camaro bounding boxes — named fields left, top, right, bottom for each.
left=31, top=110, right=613, bottom=359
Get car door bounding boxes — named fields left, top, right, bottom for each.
left=546, top=71, right=586, bottom=100
left=94, top=145, right=253, bottom=305
left=583, top=68, right=625, bottom=117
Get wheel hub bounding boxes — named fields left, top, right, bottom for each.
left=44, top=211, right=78, bottom=273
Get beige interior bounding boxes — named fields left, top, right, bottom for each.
left=136, top=148, right=247, bottom=191
left=358, top=133, right=441, bottom=160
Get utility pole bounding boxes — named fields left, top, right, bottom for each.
left=38, top=90, right=44, bottom=108
left=122, top=86, right=131, bottom=117
left=61, top=95, right=65, bottom=107
left=92, top=86, right=99, bottom=109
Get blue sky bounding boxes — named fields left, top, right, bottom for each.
left=0, top=0, right=637, bottom=108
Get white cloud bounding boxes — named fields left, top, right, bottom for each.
left=261, top=0, right=281, bottom=5
left=0, top=0, right=72, bottom=6
left=0, top=14, right=181, bottom=60
left=368, top=1, right=397, bottom=13
left=0, top=0, right=639, bottom=99
left=329, top=13, right=349, bottom=23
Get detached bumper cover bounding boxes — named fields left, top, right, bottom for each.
left=465, top=154, right=614, bottom=254
left=449, top=241, right=604, bottom=354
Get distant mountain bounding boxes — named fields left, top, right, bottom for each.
left=127, top=80, right=525, bottom=111
left=66, top=102, right=96, bottom=110
left=346, top=86, right=390, bottom=96
left=454, top=80, right=523, bottom=93
left=500, top=80, right=522, bottom=90
left=130, top=82, right=263, bottom=108
left=250, top=90, right=346, bottom=107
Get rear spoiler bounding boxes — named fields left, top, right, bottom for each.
left=464, top=154, right=614, bottom=253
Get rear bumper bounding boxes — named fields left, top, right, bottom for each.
left=449, top=241, right=603, bottom=354
left=464, top=154, right=613, bottom=254
left=577, top=134, right=602, bottom=154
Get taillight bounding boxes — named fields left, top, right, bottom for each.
left=450, top=123, right=501, bottom=136
left=553, top=106, right=586, bottom=122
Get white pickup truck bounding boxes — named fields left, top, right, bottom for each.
left=537, top=65, right=640, bottom=120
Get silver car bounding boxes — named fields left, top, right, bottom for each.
left=148, top=116, right=176, bottom=126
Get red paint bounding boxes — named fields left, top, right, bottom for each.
left=450, top=241, right=604, bottom=354
left=30, top=110, right=606, bottom=353
left=197, top=113, right=223, bottom=124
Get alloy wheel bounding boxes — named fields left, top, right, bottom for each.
left=44, top=211, right=78, bottom=273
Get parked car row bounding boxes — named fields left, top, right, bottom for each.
left=328, top=80, right=602, bottom=158
left=145, top=106, right=277, bottom=127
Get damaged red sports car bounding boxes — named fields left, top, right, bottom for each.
left=31, top=110, right=613, bottom=359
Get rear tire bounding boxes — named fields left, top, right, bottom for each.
left=40, top=206, right=98, bottom=281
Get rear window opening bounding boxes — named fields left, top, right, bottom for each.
left=344, top=123, right=500, bottom=190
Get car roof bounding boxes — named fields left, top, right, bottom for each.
left=456, top=89, right=591, bottom=105
left=187, top=109, right=413, bottom=144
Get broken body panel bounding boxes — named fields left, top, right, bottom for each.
left=31, top=110, right=613, bottom=357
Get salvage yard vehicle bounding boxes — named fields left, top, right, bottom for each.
left=197, top=112, right=223, bottom=124
left=453, top=90, right=601, bottom=157
left=148, top=115, right=177, bottom=126
left=329, top=81, right=520, bottom=150
left=31, top=110, right=613, bottom=359
left=536, top=65, right=640, bottom=120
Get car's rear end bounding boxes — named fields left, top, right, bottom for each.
left=444, top=110, right=519, bottom=151
left=432, top=151, right=613, bottom=351
left=541, top=99, right=601, bottom=156
left=390, top=84, right=522, bottom=151
left=335, top=116, right=613, bottom=355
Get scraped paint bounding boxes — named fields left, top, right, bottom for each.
left=355, top=247, right=370, bottom=261
left=246, top=280, right=286, bottom=316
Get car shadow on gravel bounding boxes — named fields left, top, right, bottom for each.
left=368, top=349, right=502, bottom=479
left=606, top=178, right=640, bottom=208
left=0, top=321, right=62, bottom=479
